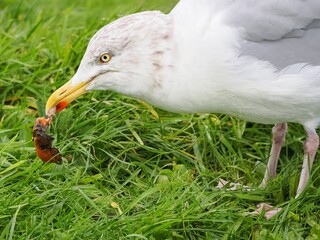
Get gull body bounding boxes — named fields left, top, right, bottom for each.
left=46, top=0, right=320, bottom=197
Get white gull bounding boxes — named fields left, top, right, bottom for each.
left=46, top=0, right=320, bottom=199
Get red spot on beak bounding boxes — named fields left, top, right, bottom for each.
left=56, top=101, right=69, bottom=113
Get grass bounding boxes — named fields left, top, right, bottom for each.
left=0, top=0, right=320, bottom=239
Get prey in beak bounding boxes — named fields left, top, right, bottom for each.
left=45, top=79, right=92, bottom=116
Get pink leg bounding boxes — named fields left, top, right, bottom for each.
left=296, top=129, right=319, bottom=197
left=260, top=123, right=287, bottom=189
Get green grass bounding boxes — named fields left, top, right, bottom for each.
left=1, top=0, right=320, bottom=239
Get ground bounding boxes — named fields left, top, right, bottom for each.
left=0, top=0, right=319, bottom=239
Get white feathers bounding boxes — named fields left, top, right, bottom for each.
left=165, top=0, right=320, bottom=127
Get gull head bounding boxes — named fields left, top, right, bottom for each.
left=46, top=11, right=173, bottom=116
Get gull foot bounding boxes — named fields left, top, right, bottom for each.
left=216, top=178, right=253, bottom=191
left=248, top=203, right=282, bottom=219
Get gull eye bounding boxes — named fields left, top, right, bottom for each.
left=99, top=52, right=112, bottom=63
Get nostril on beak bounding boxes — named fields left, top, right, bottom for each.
left=59, top=88, right=68, bottom=96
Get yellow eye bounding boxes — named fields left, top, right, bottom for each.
left=99, top=52, right=112, bottom=63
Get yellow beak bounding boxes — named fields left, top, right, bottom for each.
left=45, top=80, right=92, bottom=116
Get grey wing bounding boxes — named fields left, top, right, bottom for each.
left=240, top=19, right=320, bottom=69
left=172, top=0, right=320, bottom=69
left=224, top=0, right=320, bottom=69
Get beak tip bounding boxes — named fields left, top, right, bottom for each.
left=45, top=79, right=89, bottom=116
left=46, top=107, right=57, bottom=117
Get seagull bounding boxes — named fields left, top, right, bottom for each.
left=46, top=0, right=320, bottom=198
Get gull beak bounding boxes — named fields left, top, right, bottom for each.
left=45, top=79, right=92, bottom=116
